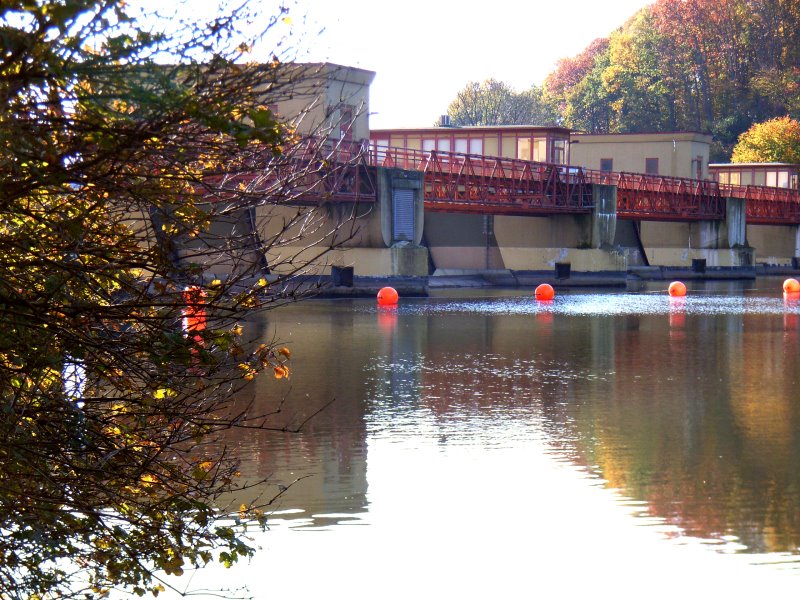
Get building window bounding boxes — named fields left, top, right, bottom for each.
left=692, top=155, right=703, bottom=180
left=437, top=138, right=450, bottom=152
left=645, top=158, right=659, bottom=175
left=469, top=138, right=483, bottom=155
left=422, top=139, right=435, bottom=153
left=533, top=138, right=546, bottom=162
left=517, top=138, right=531, bottom=161
left=373, top=139, right=389, bottom=162
left=766, top=171, right=777, bottom=187
left=729, top=172, right=741, bottom=186
left=454, top=139, right=468, bottom=154
left=600, top=158, right=613, bottom=172
left=551, top=139, right=566, bottom=164
left=339, top=106, right=354, bottom=141
left=778, top=170, right=790, bottom=188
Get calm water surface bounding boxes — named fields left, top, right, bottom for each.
left=170, top=280, right=800, bottom=599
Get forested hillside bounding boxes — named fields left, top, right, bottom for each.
left=542, top=0, right=800, bottom=160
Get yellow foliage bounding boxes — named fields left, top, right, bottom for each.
left=731, top=116, right=800, bottom=163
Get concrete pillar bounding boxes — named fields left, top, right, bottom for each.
left=725, top=197, right=747, bottom=248
left=794, top=225, right=800, bottom=260
left=591, top=184, right=617, bottom=249
left=376, top=166, right=429, bottom=276
left=695, top=198, right=747, bottom=250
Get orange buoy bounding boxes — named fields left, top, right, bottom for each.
left=377, top=286, right=399, bottom=306
left=668, top=281, right=687, bottom=297
left=181, top=286, right=207, bottom=333
left=783, top=278, right=800, bottom=293
left=534, top=283, right=555, bottom=301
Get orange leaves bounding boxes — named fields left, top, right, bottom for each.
left=238, top=363, right=257, bottom=381
left=273, top=365, right=289, bottom=379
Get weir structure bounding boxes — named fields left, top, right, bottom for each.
left=180, top=63, right=800, bottom=281
left=240, top=144, right=800, bottom=280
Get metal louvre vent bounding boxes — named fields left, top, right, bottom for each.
left=392, top=188, right=415, bottom=242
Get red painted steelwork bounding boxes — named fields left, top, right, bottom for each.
left=363, top=143, right=800, bottom=224
left=721, top=184, right=800, bottom=224
left=370, top=145, right=593, bottom=216
left=585, top=171, right=725, bottom=221
left=204, top=138, right=377, bottom=205
left=278, top=140, right=377, bottom=204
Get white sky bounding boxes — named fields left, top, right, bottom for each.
left=274, top=0, right=654, bottom=129
left=130, top=0, right=654, bottom=129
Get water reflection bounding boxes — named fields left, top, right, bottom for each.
left=203, top=286, right=800, bottom=593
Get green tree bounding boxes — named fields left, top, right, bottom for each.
left=543, top=38, right=611, bottom=132
left=731, top=116, right=800, bottom=163
left=602, top=9, right=676, bottom=132
left=0, top=1, right=357, bottom=598
left=445, top=79, right=556, bottom=126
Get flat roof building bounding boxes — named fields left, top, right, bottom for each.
left=568, top=132, right=713, bottom=180
left=709, top=163, right=800, bottom=189
left=370, top=125, right=574, bottom=164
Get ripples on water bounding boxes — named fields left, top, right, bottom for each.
left=162, top=283, right=800, bottom=599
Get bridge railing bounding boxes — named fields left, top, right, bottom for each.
left=366, top=142, right=800, bottom=223
left=720, top=183, right=800, bottom=224
left=367, top=143, right=593, bottom=214
left=204, top=138, right=377, bottom=204
left=582, top=170, right=725, bottom=221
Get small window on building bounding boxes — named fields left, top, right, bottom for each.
left=778, top=171, right=790, bottom=188
left=718, top=172, right=730, bottom=185
left=729, top=172, right=740, bottom=186
left=533, top=138, right=547, bottom=162
left=645, top=158, right=659, bottom=175
left=454, top=138, right=468, bottom=154
left=741, top=171, right=752, bottom=186
left=437, top=138, right=450, bottom=152
left=422, top=139, right=435, bottom=153
left=517, top=138, right=531, bottom=161
left=600, top=158, right=613, bottom=172
left=766, top=171, right=778, bottom=187
left=692, top=155, right=703, bottom=180
left=339, top=105, right=354, bottom=142
left=551, top=140, right=566, bottom=164
left=374, top=139, right=389, bottom=162
left=469, top=138, right=483, bottom=155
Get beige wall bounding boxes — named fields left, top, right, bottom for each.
left=570, top=132, right=713, bottom=179
left=273, top=63, right=375, bottom=142
left=748, top=225, right=798, bottom=264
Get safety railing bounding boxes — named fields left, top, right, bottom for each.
left=368, top=142, right=800, bottom=224
left=721, top=184, right=800, bottom=224
left=368, top=144, right=593, bottom=215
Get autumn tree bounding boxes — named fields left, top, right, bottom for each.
left=0, top=1, right=363, bottom=598
left=542, top=0, right=800, bottom=157
left=731, top=116, right=800, bottom=163
left=445, top=79, right=556, bottom=126
left=542, top=38, right=610, bottom=133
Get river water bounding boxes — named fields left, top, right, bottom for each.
left=168, top=280, right=800, bottom=599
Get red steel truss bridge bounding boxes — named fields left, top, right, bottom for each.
left=363, top=145, right=800, bottom=225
